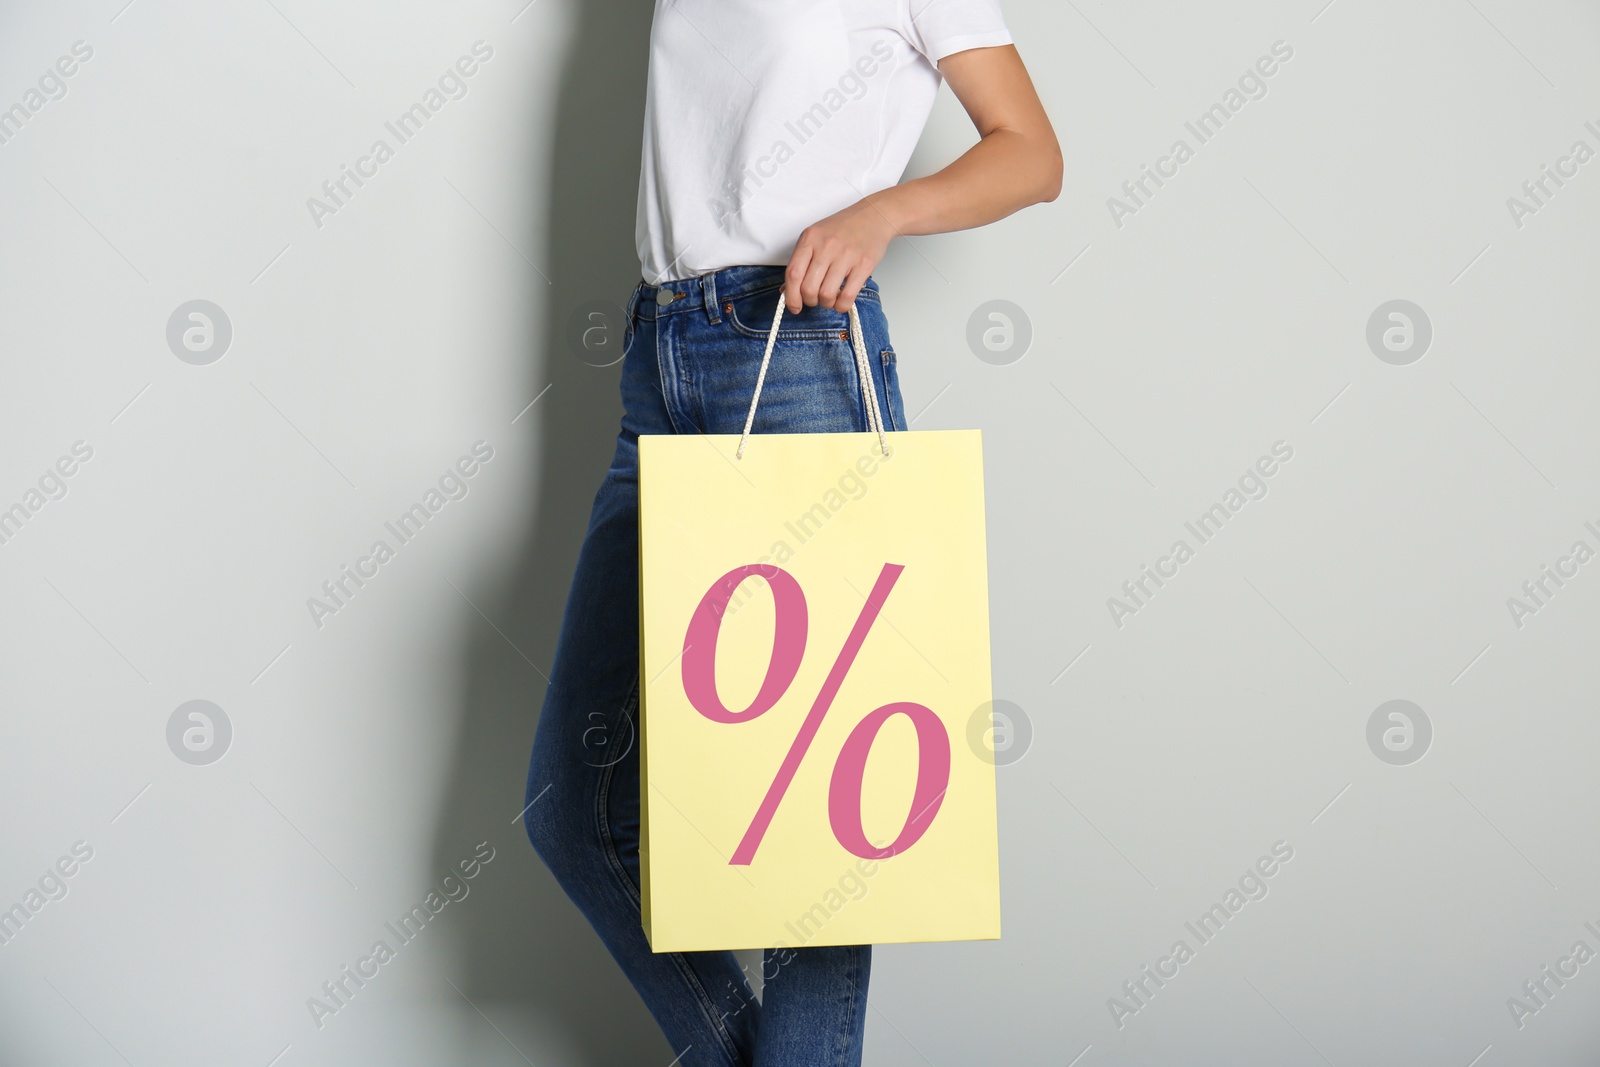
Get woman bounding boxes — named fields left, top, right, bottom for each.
left=524, top=3, right=1060, bottom=1064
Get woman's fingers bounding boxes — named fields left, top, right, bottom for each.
left=798, top=248, right=833, bottom=310
left=832, top=254, right=870, bottom=310
left=834, top=259, right=869, bottom=312
left=783, top=241, right=814, bottom=313
left=785, top=210, right=887, bottom=312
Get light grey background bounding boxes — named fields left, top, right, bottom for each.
left=2, top=0, right=1598, bottom=1063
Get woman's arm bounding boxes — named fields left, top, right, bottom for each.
left=784, top=44, right=1062, bottom=313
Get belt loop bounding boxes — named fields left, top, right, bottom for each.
left=704, top=270, right=720, bottom=324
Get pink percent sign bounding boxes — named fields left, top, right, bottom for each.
left=680, top=562, right=952, bottom=866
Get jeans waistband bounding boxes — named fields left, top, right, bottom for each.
left=632, top=264, right=879, bottom=324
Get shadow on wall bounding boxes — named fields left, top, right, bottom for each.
left=430, top=2, right=668, bottom=1063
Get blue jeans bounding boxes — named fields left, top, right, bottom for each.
left=523, top=264, right=907, bottom=1067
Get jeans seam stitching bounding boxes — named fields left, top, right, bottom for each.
left=723, top=287, right=879, bottom=340
left=594, top=682, right=747, bottom=1067
left=728, top=323, right=851, bottom=341
left=878, top=348, right=899, bottom=432
left=727, top=279, right=880, bottom=304
left=655, top=316, right=691, bottom=435
left=838, top=951, right=860, bottom=1067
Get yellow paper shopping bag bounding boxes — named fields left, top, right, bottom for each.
left=637, top=298, right=1000, bottom=953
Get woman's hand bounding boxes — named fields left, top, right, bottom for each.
left=784, top=45, right=1062, bottom=316
left=783, top=198, right=897, bottom=314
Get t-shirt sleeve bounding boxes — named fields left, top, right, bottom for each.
left=901, top=0, right=1014, bottom=64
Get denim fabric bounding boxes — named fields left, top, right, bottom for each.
left=523, top=264, right=906, bottom=1067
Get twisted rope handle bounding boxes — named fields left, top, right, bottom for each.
left=736, top=293, right=890, bottom=459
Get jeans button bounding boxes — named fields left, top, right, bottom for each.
left=656, top=289, right=675, bottom=306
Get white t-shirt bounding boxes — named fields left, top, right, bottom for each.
left=635, top=0, right=1013, bottom=284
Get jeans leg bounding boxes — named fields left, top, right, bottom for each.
left=526, top=270, right=902, bottom=1067
left=752, top=946, right=870, bottom=1067
left=689, top=271, right=897, bottom=1067
left=524, top=305, right=759, bottom=1067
